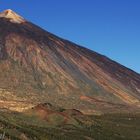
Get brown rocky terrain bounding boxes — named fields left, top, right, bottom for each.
left=0, top=9, right=140, bottom=114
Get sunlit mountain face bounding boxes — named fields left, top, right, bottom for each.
left=0, top=9, right=140, bottom=140
left=0, top=9, right=139, bottom=114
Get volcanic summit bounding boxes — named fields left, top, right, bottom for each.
left=0, top=9, right=140, bottom=114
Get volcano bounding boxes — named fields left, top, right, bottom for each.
left=0, top=9, right=140, bottom=114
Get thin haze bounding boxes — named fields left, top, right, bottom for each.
left=0, top=0, right=140, bottom=73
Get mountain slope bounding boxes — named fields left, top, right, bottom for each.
left=0, top=9, right=140, bottom=114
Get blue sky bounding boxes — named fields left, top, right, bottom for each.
left=0, top=0, right=140, bottom=73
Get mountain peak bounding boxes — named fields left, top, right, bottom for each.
left=0, top=9, right=25, bottom=23
left=0, top=9, right=139, bottom=114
